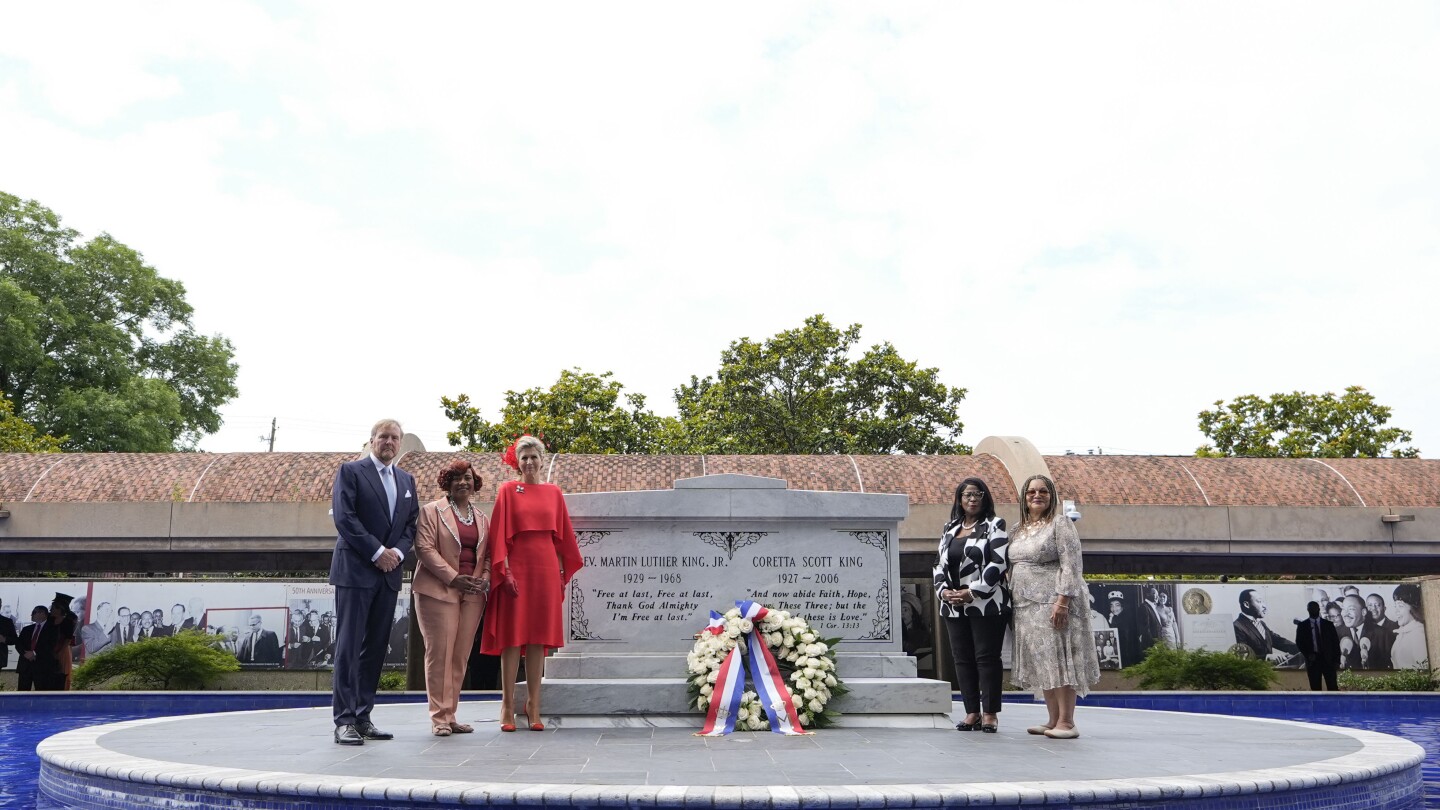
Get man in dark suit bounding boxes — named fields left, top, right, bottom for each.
left=237, top=614, right=282, bottom=665
left=0, top=597, right=18, bottom=670
left=16, top=606, right=57, bottom=691
left=1338, top=594, right=1390, bottom=669
left=1138, top=586, right=1164, bottom=655
left=328, top=419, right=417, bottom=745
left=1294, top=600, right=1341, bottom=691
left=1232, top=589, right=1300, bottom=664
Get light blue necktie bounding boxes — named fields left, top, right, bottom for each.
left=381, top=466, right=397, bottom=518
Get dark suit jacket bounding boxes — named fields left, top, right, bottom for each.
left=1294, top=617, right=1341, bottom=669
left=1233, top=615, right=1299, bottom=659
left=17, top=621, right=60, bottom=677
left=328, top=457, right=418, bottom=591
left=238, top=629, right=282, bottom=664
left=1139, top=601, right=1163, bottom=650
left=0, top=614, right=16, bottom=668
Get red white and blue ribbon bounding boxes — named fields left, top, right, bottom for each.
left=697, top=601, right=809, bottom=736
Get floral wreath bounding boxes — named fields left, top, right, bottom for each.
left=500, top=432, right=547, bottom=471
left=686, top=602, right=847, bottom=731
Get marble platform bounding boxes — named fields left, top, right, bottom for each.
left=38, top=699, right=1425, bottom=809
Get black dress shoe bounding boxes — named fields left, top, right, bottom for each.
left=355, top=721, right=393, bottom=740
left=334, top=724, right=364, bottom=746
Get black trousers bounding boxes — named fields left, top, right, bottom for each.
left=1306, top=658, right=1338, bottom=691
left=944, top=612, right=1008, bottom=714
left=332, top=584, right=400, bottom=727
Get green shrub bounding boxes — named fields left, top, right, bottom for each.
left=73, top=630, right=240, bottom=690
left=1338, top=664, right=1438, bottom=692
left=378, top=671, right=406, bottom=691
left=1124, top=644, right=1278, bottom=690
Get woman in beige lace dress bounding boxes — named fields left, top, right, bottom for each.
left=1009, top=474, right=1100, bottom=739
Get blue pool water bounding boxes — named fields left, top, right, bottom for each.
left=2, top=694, right=1437, bottom=809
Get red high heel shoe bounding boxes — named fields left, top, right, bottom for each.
left=500, top=702, right=517, bottom=732
left=520, top=699, right=544, bottom=731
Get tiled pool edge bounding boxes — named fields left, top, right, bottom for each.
left=35, top=706, right=1427, bottom=810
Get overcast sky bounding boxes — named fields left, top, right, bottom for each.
left=3, top=3, right=1436, bottom=457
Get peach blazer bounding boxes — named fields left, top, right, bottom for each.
left=413, top=498, right=490, bottom=605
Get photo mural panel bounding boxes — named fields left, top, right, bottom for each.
left=1171, top=582, right=1428, bottom=671
left=1086, top=583, right=1179, bottom=669
left=0, top=581, right=412, bottom=670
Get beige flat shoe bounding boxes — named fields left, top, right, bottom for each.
left=432, top=725, right=452, bottom=737
left=1043, top=727, right=1079, bottom=739
left=449, top=722, right=474, bottom=734
left=1027, top=725, right=1053, bottom=735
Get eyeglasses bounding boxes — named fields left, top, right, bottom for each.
left=960, top=491, right=985, bottom=500
left=1025, top=489, right=1051, bottom=497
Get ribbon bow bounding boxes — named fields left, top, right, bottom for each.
left=697, top=600, right=808, bottom=736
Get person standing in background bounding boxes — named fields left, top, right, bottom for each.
left=1294, top=601, right=1341, bottom=691
left=0, top=597, right=17, bottom=671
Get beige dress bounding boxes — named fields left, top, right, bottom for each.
left=1008, top=513, right=1101, bottom=698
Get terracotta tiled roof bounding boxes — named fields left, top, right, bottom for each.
left=851, top=454, right=1017, bottom=504
left=2, top=452, right=1437, bottom=507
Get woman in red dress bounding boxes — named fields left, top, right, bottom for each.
left=481, top=435, right=583, bottom=732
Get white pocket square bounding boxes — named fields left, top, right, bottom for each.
left=404, top=490, right=412, bottom=498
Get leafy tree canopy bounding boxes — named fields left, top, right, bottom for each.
left=0, top=392, right=63, bottom=452
left=673, top=315, right=967, bottom=454
left=1196, top=386, right=1419, bottom=458
left=0, top=191, right=238, bottom=451
left=444, top=316, right=968, bottom=456
left=443, top=368, right=672, bottom=453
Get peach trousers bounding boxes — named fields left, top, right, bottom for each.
left=414, top=592, right=485, bottom=727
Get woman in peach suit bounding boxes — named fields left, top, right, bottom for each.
left=413, top=458, right=490, bottom=736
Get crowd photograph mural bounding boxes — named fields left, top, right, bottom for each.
left=0, top=578, right=1425, bottom=674
left=0, top=581, right=412, bottom=671
left=1083, top=581, right=1428, bottom=671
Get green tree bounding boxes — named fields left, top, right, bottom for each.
left=71, top=630, right=240, bottom=690
left=443, top=368, right=672, bottom=453
left=1196, top=386, right=1419, bottom=458
left=0, top=392, right=64, bottom=452
left=672, top=314, right=967, bottom=454
left=0, top=191, right=239, bottom=451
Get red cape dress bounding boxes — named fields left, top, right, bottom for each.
left=480, top=481, right=584, bottom=654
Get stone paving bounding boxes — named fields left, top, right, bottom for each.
left=36, top=700, right=1426, bottom=807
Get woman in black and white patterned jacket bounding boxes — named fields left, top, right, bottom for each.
left=933, top=476, right=1011, bottom=733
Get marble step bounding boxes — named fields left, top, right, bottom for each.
left=545, top=652, right=918, bottom=679
left=514, top=676, right=953, bottom=718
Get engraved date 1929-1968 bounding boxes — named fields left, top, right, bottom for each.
left=623, top=572, right=682, bottom=584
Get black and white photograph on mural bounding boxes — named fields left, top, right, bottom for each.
left=1305, top=583, right=1428, bottom=671
left=285, top=583, right=336, bottom=669
left=386, top=594, right=411, bottom=666
left=1085, top=582, right=1180, bottom=669
left=209, top=606, right=288, bottom=668
left=1094, top=627, right=1122, bottom=670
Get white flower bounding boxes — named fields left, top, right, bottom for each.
left=707, top=669, right=719, bottom=684
left=725, top=608, right=741, bottom=619
left=794, top=676, right=811, bottom=690
left=738, top=618, right=754, bottom=633
left=804, top=688, right=817, bottom=699
left=825, top=674, right=837, bottom=687
left=746, top=716, right=765, bottom=730
left=801, top=632, right=816, bottom=643
left=726, top=627, right=741, bottom=639
left=812, top=642, right=829, bottom=655
left=697, top=696, right=709, bottom=709
left=786, top=651, right=799, bottom=662
left=700, top=684, right=713, bottom=696
left=767, top=632, right=783, bottom=646
left=794, top=656, right=810, bottom=669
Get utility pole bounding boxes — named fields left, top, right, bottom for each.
left=259, top=418, right=277, bottom=452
